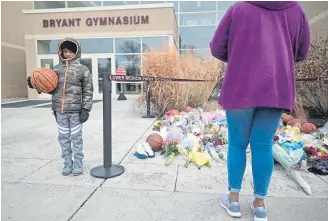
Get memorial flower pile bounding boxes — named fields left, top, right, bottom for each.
left=134, top=105, right=328, bottom=195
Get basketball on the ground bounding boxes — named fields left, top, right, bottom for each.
left=146, top=133, right=163, bottom=152
left=301, top=122, right=317, bottom=134
left=30, top=68, right=58, bottom=93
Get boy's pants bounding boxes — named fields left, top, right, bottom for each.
left=55, top=112, right=84, bottom=162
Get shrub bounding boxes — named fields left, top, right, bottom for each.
left=134, top=48, right=225, bottom=115
left=296, top=36, right=328, bottom=119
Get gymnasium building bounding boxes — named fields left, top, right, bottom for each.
left=1, top=1, right=328, bottom=100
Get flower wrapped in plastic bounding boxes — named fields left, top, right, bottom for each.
left=160, top=139, right=181, bottom=166
left=272, top=143, right=312, bottom=195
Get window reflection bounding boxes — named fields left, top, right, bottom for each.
left=115, top=38, right=141, bottom=54
left=142, top=36, right=169, bottom=52
left=217, top=11, right=225, bottom=22
left=103, top=1, right=139, bottom=6
left=180, top=12, right=216, bottom=26
left=80, top=58, right=93, bottom=75
left=180, top=48, right=212, bottom=59
left=37, top=40, right=60, bottom=54
left=98, top=58, right=112, bottom=93
left=67, top=1, right=101, bottom=7
left=179, top=26, right=216, bottom=49
left=115, top=55, right=141, bottom=76
left=34, top=1, right=65, bottom=9
left=180, top=1, right=216, bottom=12
left=140, top=1, right=178, bottom=12
left=115, top=55, right=141, bottom=94
left=217, top=1, right=234, bottom=11
left=77, top=38, right=114, bottom=53
left=40, top=59, right=54, bottom=69
left=140, top=1, right=165, bottom=3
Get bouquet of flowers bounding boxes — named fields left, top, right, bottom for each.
left=201, top=135, right=214, bottom=146
left=152, top=121, right=162, bottom=131
left=160, top=139, right=180, bottom=166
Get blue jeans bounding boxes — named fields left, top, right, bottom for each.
left=226, top=107, right=283, bottom=199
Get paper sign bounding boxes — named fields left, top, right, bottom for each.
left=116, top=66, right=126, bottom=76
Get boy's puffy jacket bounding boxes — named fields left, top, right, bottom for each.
left=51, top=38, right=93, bottom=113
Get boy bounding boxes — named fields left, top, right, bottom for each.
left=27, top=37, right=94, bottom=176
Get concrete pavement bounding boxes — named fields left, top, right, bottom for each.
left=1, top=97, right=328, bottom=221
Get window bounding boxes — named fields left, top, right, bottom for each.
left=115, top=55, right=141, bottom=76
left=103, top=1, right=139, bottom=6
left=115, top=38, right=141, bottom=54
left=38, top=39, right=114, bottom=54
left=37, top=40, right=60, bottom=54
left=77, top=38, right=114, bottom=53
left=80, top=59, right=93, bottom=76
left=140, top=1, right=164, bottom=3
left=98, top=58, right=111, bottom=93
left=180, top=48, right=212, bottom=59
left=217, top=1, right=234, bottom=11
left=34, top=1, right=65, bottom=9
left=180, top=12, right=216, bottom=26
left=140, top=1, right=178, bottom=12
left=217, top=11, right=225, bottom=22
left=179, top=26, right=216, bottom=49
left=66, top=1, right=101, bottom=7
left=180, top=1, right=216, bottom=12
left=40, top=59, right=54, bottom=69
left=142, top=36, right=169, bottom=53
left=115, top=55, right=141, bottom=94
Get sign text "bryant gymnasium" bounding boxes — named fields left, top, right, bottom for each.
left=43, top=15, right=149, bottom=28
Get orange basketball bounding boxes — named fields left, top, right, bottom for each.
left=167, top=109, right=179, bottom=116
left=30, top=68, right=58, bottom=93
left=301, top=123, right=317, bottom=134
left=146, top=133, right=163, bottom=152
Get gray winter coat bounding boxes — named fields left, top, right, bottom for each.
left=51, top=38, right=93, bottom=113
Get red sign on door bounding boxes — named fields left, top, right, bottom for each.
left=116, top=66, right=127, bottom=76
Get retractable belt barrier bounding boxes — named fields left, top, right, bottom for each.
left=111, top=74, right=214, bottom=118
left=110, top=74, right=214, bottom=82
left=90, top=73, right=214, bottom=179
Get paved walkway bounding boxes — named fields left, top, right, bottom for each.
left=1, top=97, right=328, bottom=221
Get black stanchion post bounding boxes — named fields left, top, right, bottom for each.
left=142, top=80, right=155, bottom=119
left=117, top=82, right=127, bottom=100
left=90, top=72, right=125, bottom=178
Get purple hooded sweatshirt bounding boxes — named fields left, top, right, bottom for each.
left=210, top=1, right=310, bottom=111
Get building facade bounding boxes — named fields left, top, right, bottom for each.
left=1, top=1, right=34, bottom=99
left=23, top=2, right=179, bottom=100
left=1, top=1, right=328, bottom=100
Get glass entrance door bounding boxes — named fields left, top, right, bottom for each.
left=36, top=55, right=59, bottom=99
left=37, top=54, right=115, bottom=101
left=81, top=54, right=115, bottom=100
left=97, top=58, right=112, bottom=95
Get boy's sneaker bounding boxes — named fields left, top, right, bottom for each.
left=251, top=202, right=267, bottom=221
left=143, top=142, right=155, bottom=158
left=219, top=194, right=242, bottom=218
left=72, top=160, right=83, bottom=176
left=62, top=159, right=73, bottom=176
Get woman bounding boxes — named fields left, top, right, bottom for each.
left=210, top=1, right=310, bottom=221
